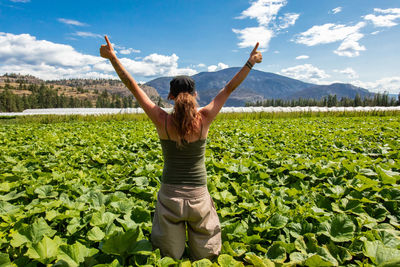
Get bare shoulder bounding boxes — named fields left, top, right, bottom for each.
left=198, top=107, right=211, bottom=126
left=153, top=107, right=169, bottom=129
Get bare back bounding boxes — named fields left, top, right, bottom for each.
left=156, top=111, right=209, bottom=143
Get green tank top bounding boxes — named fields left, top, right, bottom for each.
left=160, top=117, right=207, bottom=186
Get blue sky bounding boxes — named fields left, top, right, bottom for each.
left=0, top=0, right=399, bottom=94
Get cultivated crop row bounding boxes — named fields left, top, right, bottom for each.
left=0, top=116, right=399, bottom=266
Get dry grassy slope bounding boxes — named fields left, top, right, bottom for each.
left=0, top=74, right=168, bottom=106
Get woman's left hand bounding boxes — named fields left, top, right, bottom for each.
left=248, top=42, right=262, bottom=65
left=100, top=35, right=116, bottom=60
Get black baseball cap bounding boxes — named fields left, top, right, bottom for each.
left=169, top=75, right=195, bottom=99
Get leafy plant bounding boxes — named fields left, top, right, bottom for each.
left=1, top=116, right=399, bottom=265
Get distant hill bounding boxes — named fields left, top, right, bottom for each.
left=289, top=83, right=373, bottom=100
left=1, top=70, right=377, bottom=108
left=145, top=67, right=373, bottom=106
left=0, top=74, right=167, bottom=107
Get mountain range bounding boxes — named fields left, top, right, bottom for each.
left=145, top=67, right=373, bottom=107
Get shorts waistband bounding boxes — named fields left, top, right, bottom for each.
left=160, top=183, right=208, bottom=199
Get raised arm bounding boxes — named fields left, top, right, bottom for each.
left=100, top=36, right=166, bottom=127
left=200, top=43, right=262, bottom=126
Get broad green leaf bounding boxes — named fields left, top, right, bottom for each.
left=373, top=229, right=400, bottom=248
left=379, top=259, right=400, bottom=267
left=45, top=209, right=59, bottom=221
left=128, top=207, right=151, bottom=223
left=57, top=242, right=98, bottom=267
left=110, top=200, right=134, bottom=214
left=10, top=217, right=56, bottom=247
left=101, top=228, right=140, bottom=256
left=326, top=242, right=352, bottom=264
left=130, top=240, right=153, bottom=255
left=363, top=240, right=400, bottom=265
left=0, top=252, right=14, bottom=267
left=0, top=201, right=20, bottom=216
left=221, top=241, right=247, bottom=257
left=244, top=253, right=275, bottom=267
left=294, top=236, right=308, bottom=254
left=90, top=211, right=118, bottom=227
left=66, top=217, right=83, bottom=235
left=254, top=214, right=288, bottom=232
left=92, top=259, right=123, bottom=267
left=25, top=235, right=62, bottom=264
left=159, top=257, right=177, bottom=267
left=0, top=182, right=11, bottom=193
left=305, top=254, right=335, bottom=267
left=255, top=244, right=268, bottom=254
left=0, top=190, right=25, bottom=202
left=287, top=221, right=313, bottom=239
left=87, top=226, right=105, bottom=241
left=222, top=221, right=248, bottom=240
left=11, top=163, right=27, bottom=173
left=269, top=214, right=288, bottom=229
left=272, top=241, right=295, bottom=254
left=266, top=243, right=286, bottom=263
left=242, top=234, right=262, bottom=244
left=218, top=254, right=244, bottom=267
left=179, top=260, right=192, bottom=267
left=318, top=214, right=355, bottom=242
left=289, top=252, right=308, bottom=264
left=34, top=185, right=58, bottom=198
left=289, top=171, right=307, bottom=179
left=376, top=166, right=399, bottom=184
left=353, top=174, right=379, bottom=191
left=213, top=190, right=238, bottom=203
left=191, top=258, right=213, bottom=267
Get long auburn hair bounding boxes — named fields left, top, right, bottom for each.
left=168, top=92, right=201, bottom=146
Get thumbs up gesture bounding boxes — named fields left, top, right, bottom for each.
left=100, top=35, right=116, bottom=60
left=249, top=42, right=262, bottom=65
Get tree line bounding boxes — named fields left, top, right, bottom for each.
left=0, top=83, right=150, bottom=112
left=3, top=81, right=398, bottom=112
left=246, top=92, right=400, bottom=107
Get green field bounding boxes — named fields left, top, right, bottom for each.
left=1, top=115, right=400, bottom=266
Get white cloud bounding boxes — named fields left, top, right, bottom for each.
left=0, top=33, right=101, bottom=68
left=237, top=0, right=287, bottom=26
left=333, top=32, right=366, bottom=57
left=352, top=77, right=400, bottom=94
left=295, top=22, right=366, bottom=46
left=208, top=63, right=229, bottom=72
left=232, top=26, right=273, bottom=50
left=280, top=64, right=330, bottom=83
left=233, top=0, right=299, bottom=50
left=0, top=32, right=197, bottom=80
left=332, top=7, right=342, bottom=14
left=106, top=53, right=198, bottom=77
left=296, top=55, right=309, bottom=60
left=197, top=63, right=206, bottom=68
left=295, top=22, right=366, bottom=57
left=0, top=63, right=116, bottom=80
left=334, top=67, right=359, bottom=79
left=58, top=18, right=87, bottom=27
left=10, top=0, right=30, bottom=2
left=279, top=13, right=300, bottom=29
left=364, top=8, right=400, bottom=27
left=74, top=31, right=103, bottom=38
left=119, top=48, right=141, bottom=55
left=371, top=31, right=380, bottom=35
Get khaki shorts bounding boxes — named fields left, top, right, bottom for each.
left=151, top=183, right=221, bottom=260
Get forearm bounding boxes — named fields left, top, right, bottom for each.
left=109, top=56, right=147, bottom=100
left=224, top=59, right=254, bottom=93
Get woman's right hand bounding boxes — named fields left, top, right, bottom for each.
left=100, top=35, right=116, bottom=60
left=248, top=42, right=262, bottom=65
